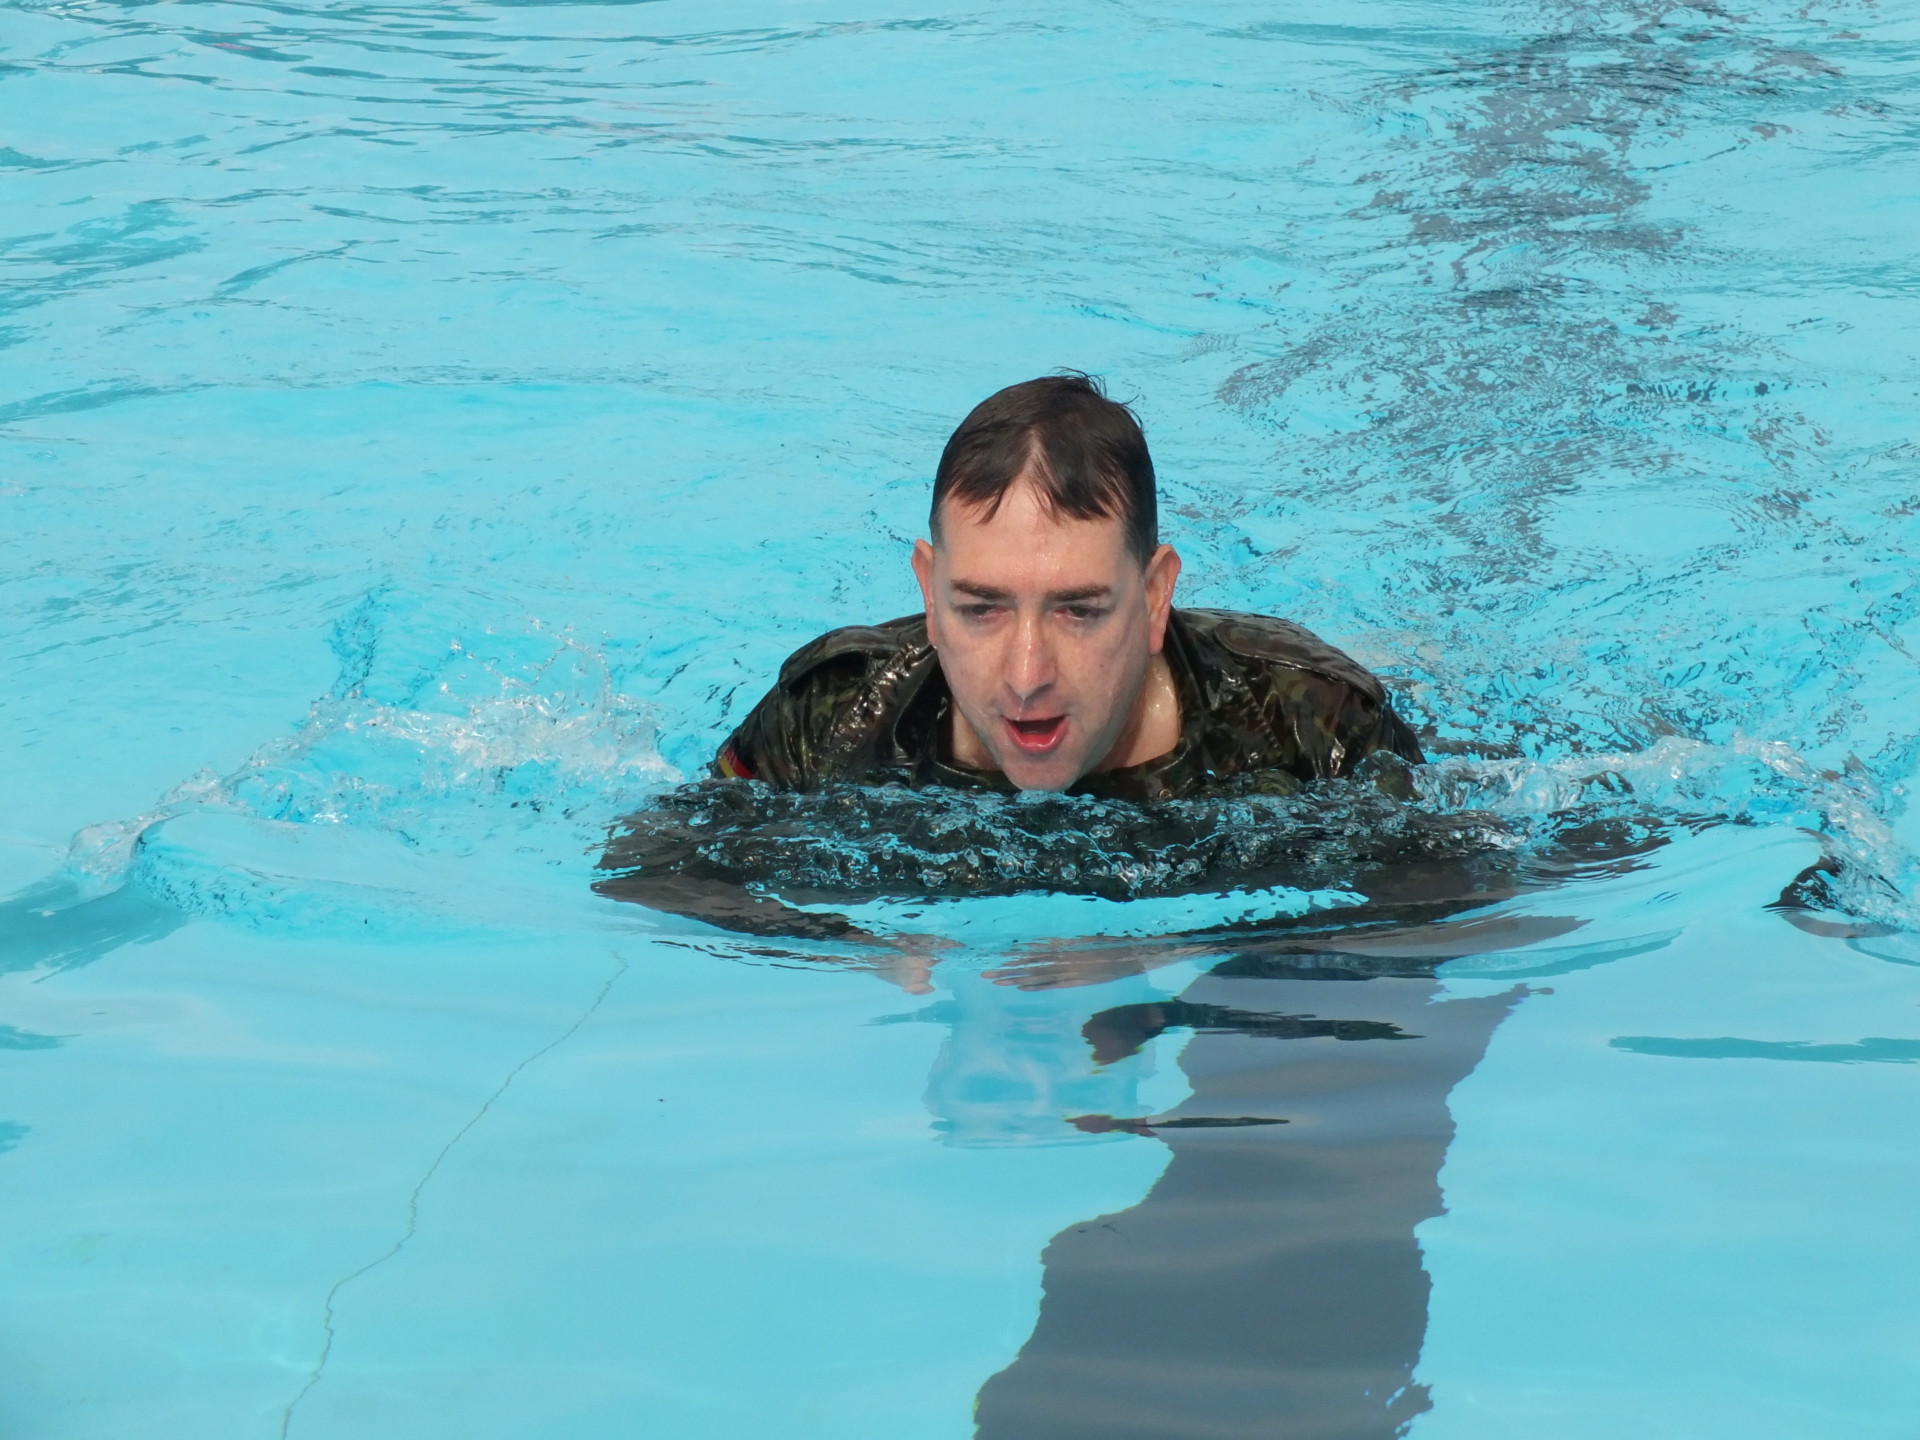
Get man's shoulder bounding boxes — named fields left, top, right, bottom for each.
left=1175, top=607, right=1387, bottom=705
left=719, top=614, right=934, bottom=786
left=773, top=613, right=928, bottom=691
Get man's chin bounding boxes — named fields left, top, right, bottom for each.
left=994, top=747, right=1087, bottom=794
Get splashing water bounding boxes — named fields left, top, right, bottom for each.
left=59, top=591, right=676, bottom=934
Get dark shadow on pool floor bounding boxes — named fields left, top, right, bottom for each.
left=0, top=880, right=184, bottom=977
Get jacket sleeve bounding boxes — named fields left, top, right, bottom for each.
left=712, top=652, right=869, bottom=790
left=1375, top=701, right=1426, bottom=767
left=1323, top=682, right=1426, bottom=776
left=1265, top=671, right=1425, bottom=780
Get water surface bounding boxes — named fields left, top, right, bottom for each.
left=4, top=0, right=1919, bottom=1434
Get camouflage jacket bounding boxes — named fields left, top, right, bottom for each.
left=713, top=607, right=1424, bottom=802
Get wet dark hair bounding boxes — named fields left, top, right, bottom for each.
left=930, top=373, right=1158, bottom=565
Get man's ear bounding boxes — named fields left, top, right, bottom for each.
left=1144, top=544, right=1181, bottom=654
left=911, top=539, right=940, bottom=644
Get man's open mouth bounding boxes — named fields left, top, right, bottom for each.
left=1005, top=715, right=1067, bottom=755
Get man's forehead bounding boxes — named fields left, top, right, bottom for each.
left=933, top=518, right=1133, bottom=591
left=935, top=479, right=1129, bottom=550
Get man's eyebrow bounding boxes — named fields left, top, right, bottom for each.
left=948, top=581, right=1114, bottom=604
left=950, top=580, right=1014, bottom=601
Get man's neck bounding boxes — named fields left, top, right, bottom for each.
left=1095, top=651, right=1181, bottom=772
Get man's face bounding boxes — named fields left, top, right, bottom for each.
left=912, top=478, right=1180, bottom=792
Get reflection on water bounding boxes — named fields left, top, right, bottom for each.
left=1070, top=1114, right=1289, bottom=1136
left=596, top=773, right=1679, bottom=1426
left=976, top=964, right=1528, bottom=1440
left=1084, top=998, right=1419, bottom=1064
left=586, top=739, right=1695, bottom=1431
left=882, top=971, right=1176, bottom=1149
left=860, top=889, right=1680, bottom=1436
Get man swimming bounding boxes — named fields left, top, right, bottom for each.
left=594, top=373, right=1453, bottom=947
left=713, top=373, right=1423, bottom=799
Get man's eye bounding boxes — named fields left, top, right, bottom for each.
left=1062, top=605, right=1107, bottom=622
left=959, top=603, right=1001, bottom=619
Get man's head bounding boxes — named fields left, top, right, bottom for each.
left=912, top=374, right=1181, bottom=792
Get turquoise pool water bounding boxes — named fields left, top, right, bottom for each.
left=4, top=0, right=1920, bottom=1434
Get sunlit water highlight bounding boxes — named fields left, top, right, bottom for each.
left=3, top=0, right=1919, bottom=1434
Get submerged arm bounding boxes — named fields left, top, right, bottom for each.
left=593, top=792, right=939, bottom=990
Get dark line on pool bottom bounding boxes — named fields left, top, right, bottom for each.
left=278, top=951, right=630, bottom=1438
left=1612, top=1035, right=1920, bottom=1064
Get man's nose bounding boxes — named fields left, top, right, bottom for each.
left=1006, top=612, right=1056, bottom=702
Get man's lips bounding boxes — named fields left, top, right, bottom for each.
left=1004, top=715, right=1067, bottom=755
